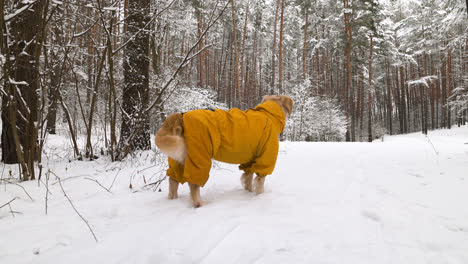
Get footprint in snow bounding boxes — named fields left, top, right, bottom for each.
left=361, top=210, right=381, bottom=223
left=445, top=224, right=468, bottom=234
left=408, top=172, right=424, bottom=178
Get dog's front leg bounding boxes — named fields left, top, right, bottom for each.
left=241, top=173, right=253, bottom=192
left=253, top=174, right=266, bottom=194
left=168, top=177, right=179, bottom=199
left=189, top=183, right=203, bottom=208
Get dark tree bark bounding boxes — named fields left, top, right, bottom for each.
left=343, top=0, right=352, bottom=141
left=1, top=0, right=46, bottom=180
left=46, top=17, right=61, bottom=135
left=368, top=35, right=373, bottom=142
left=118, top=0, right=151, bottom=155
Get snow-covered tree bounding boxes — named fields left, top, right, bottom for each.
left=284, top=80, right=346, bottom=141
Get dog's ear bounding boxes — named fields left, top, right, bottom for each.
left=161, top=113, right=183, bottom=136
left=262, top=95, right=294, bottom=117
left=279, top=95, right=294, bottom=117
left=261, top=95, right=280, bottom=103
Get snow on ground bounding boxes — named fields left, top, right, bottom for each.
left=1, top=126, right=468, bottom=264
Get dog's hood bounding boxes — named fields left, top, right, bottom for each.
left=250, top=100, right=286, bottom=133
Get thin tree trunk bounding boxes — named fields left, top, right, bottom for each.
left=278, top=0, right=285, bottom=94
left=343, top=0, right=352, bottom=141
left=240, top=4, right=249, bottom=106
left=368, top=35, right=373, bottom=142
left=230, top=0, right=241, bottom=105
left=447, top=47, right=453, bottom=128
left=302, top=8, right=308, bottom=80
left=271, top=0, right=281, bottom=94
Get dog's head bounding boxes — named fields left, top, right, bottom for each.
left=158, top=113, right=184, bottom=136
left=261, top=95, right=294, bottom=117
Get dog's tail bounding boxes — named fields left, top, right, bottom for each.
left=155, top=134, right=187, bottom=164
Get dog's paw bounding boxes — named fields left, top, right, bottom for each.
left=254, top=186, right=264, bottom=195
left=193, top=200, right=203, bottom=208
left=244, top=184, right=253, bottom=192
left=168, top=193, right=178, bottom=199
left=253, top=176, right=265, bottom=194
left=241, top=173, right=253, bottom=192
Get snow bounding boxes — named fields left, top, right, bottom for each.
left=1, top=126, right=468, bottom=263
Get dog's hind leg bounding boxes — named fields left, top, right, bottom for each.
left=189, top=183, right=203, bottom=208
left=253, top=174, right=266, bottom=194
left=240, top=173, right=253, bottom=192
left=168, top=177, right=179, bottom=199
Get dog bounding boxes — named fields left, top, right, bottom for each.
left=154, top=95, right=294, bottom=207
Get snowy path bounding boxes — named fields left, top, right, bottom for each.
left=1, top=127, right=468, bottom=263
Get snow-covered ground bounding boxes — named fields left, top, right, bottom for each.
left=1, top=126, right=468, bottom=264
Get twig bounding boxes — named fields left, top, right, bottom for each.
left=0, top=179, right=34, bottom=201
left=53, top=173, right=98, bottom=243
left=0, top=197, right=17, bottom=209
left=108, top=168, right=121, bottom=191
left=143, top=176, right=167, bottom=191
left=84, top=177, right=113, bottom=194
left=45, top=170, right=50, bottom=215
left=50, top=175, right=88, bottom=185
left=8, top=204, right=16, bottom=218
left=137, top=164, right=159, bottom=173
left=426, top=135, right=439, bottom=156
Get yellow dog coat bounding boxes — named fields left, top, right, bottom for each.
left=166, top=100, right=286, bottom=186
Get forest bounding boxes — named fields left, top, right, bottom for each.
left=0, top=0, right=467, bottom=181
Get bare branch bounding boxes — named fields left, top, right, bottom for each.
left=84, top=177, right=113, bottom=194
left=0, top=197, right=17, bottom=209
left=0, top=179, right=34, bottom=201
left=53, top=172, right=99, bottom=243
left=112, top=0, right=178, bottom=56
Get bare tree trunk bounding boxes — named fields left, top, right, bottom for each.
left=240, top=4, right=249, bottom=106
left=85, top=46, right=107, bottom=160
left=441, top=52, right=447, bottom=128
left=278, top=0, right=285, bottom=94
left=399, top=66, right=407, bottom=133
left=230, top=0, right=241, bottom=105
left=1, top=0, right=46, bottom=180
left=343, top=0, right=352, bottom=141
left=118, top=0, right=151, bottom=157
left=194, top=0, right=204, bottom=87
left=271, top=0, right=280, bottom=94
left=302, top=8, right=308, bottom=80
left=447, top=47, right=453, bottom=128
left=368, top=35, right=373, bottom=142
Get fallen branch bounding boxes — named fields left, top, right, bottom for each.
left=51, top=171, right=98, bottom=243
left=108, top=168, right=121, bottom=191
left=84, top=177, right=113, bottom=194
left=8, top=204, right=20, bottom=217
left=426, top=135, right=439, bottom=156
left=0, top=179, right=34, bottom=201
left=0, top=197, right=16, bottom=209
